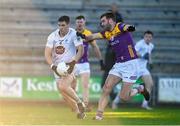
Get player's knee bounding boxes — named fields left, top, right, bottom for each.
left=102, top=85, right=111, bottom=95
left=58, top=83, right=66, bottom=92
left=71, top=85, right=76, bottom=91
left=120, top=93, right=130, bottom=102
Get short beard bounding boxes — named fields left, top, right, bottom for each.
left=103, top=24, right=111, bottom=31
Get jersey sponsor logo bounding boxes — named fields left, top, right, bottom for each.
left=111, top=40, right=120, bottom=46
left=110, top=36, right=115, bottom=41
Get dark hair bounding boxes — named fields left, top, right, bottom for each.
left=76, top=15, right=85, bottom=20
left=58, top=15, right=70, bottom=24
left=100, top=12, right=116, bottom=22
left=144, top=30, right=154, bottom=36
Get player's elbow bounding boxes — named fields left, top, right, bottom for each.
left=44, top=48, right=51, bottom=64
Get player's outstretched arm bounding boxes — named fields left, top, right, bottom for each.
left=86, top=33, right=103, bottom=41
left=76, top=32, right=103, bottom=42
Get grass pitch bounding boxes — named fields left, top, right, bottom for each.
left=0, top=102, right=180, bottom=125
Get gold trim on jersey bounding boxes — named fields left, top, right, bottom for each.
left=82, top=29, right=92, bottom=36
left=101, top=23, right=123, bottom=40
left=82, top=29, right=93, bottom=43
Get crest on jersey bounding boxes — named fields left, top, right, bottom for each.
left=110, top=36, right=115, bottom=41
left=55, top=46, right=65, bottom=55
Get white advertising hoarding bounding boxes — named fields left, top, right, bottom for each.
left=158, top=78, right=180, bottom=103
left=0, top=77, right=22, bottom=98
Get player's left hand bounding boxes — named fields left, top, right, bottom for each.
left=66, top=60, right=76, bottom=74
left=127, top=25, right=136, bottom=32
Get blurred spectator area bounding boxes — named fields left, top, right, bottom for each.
left=0, top=0, right=180, bottom=76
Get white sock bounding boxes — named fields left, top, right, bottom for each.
left=142, top=99, right=148, bottom=107
left=113, top=94, right=120, bottom=104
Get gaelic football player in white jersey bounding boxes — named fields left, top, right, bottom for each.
left=45, top=15, right=86, bottom=119
left=135, top=30, right=154, bottom=110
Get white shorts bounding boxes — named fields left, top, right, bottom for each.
left=74, top=62, right=90, bottom=76
left=136, top=59, right=151, bottom=77
left=138, top=66, right=150, bottom=77
left=109, top=59, right=140, bottom=83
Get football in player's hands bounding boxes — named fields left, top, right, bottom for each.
left=66, top=60, right=76, bottom=74
left=76, top=32, right=86, bottom=39
left=127, top=25, right=135, bottom=32
left=56, top=62, right=69, bottom=76
left=51, top=64, right=61, bottom=77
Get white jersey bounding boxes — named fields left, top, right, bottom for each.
left=46, top=28, right=83, bottom=65
left=135, top=39, right=154, bottom=68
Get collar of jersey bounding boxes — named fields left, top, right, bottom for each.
left=57, top=29, right=70, bottom=40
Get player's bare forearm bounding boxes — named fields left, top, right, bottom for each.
left=91, top=41, right=102, bottom=60
left=74, top=44, right=84, bottom=62
left=86, top=33, right=102, bottom=42
left=45, top=47, right=53, bottom=66
left=85, top=35, right=95, bottom=42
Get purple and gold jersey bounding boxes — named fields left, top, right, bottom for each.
left=98, top=23, right=138, bottom=63
left=78, top=29, right=92, bottom=63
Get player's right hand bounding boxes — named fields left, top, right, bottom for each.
left=51, top=64, right=61, bottom=77
left=76, top=32, right=86, bottom=39
left=142, top=53, right=149, bottom=60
